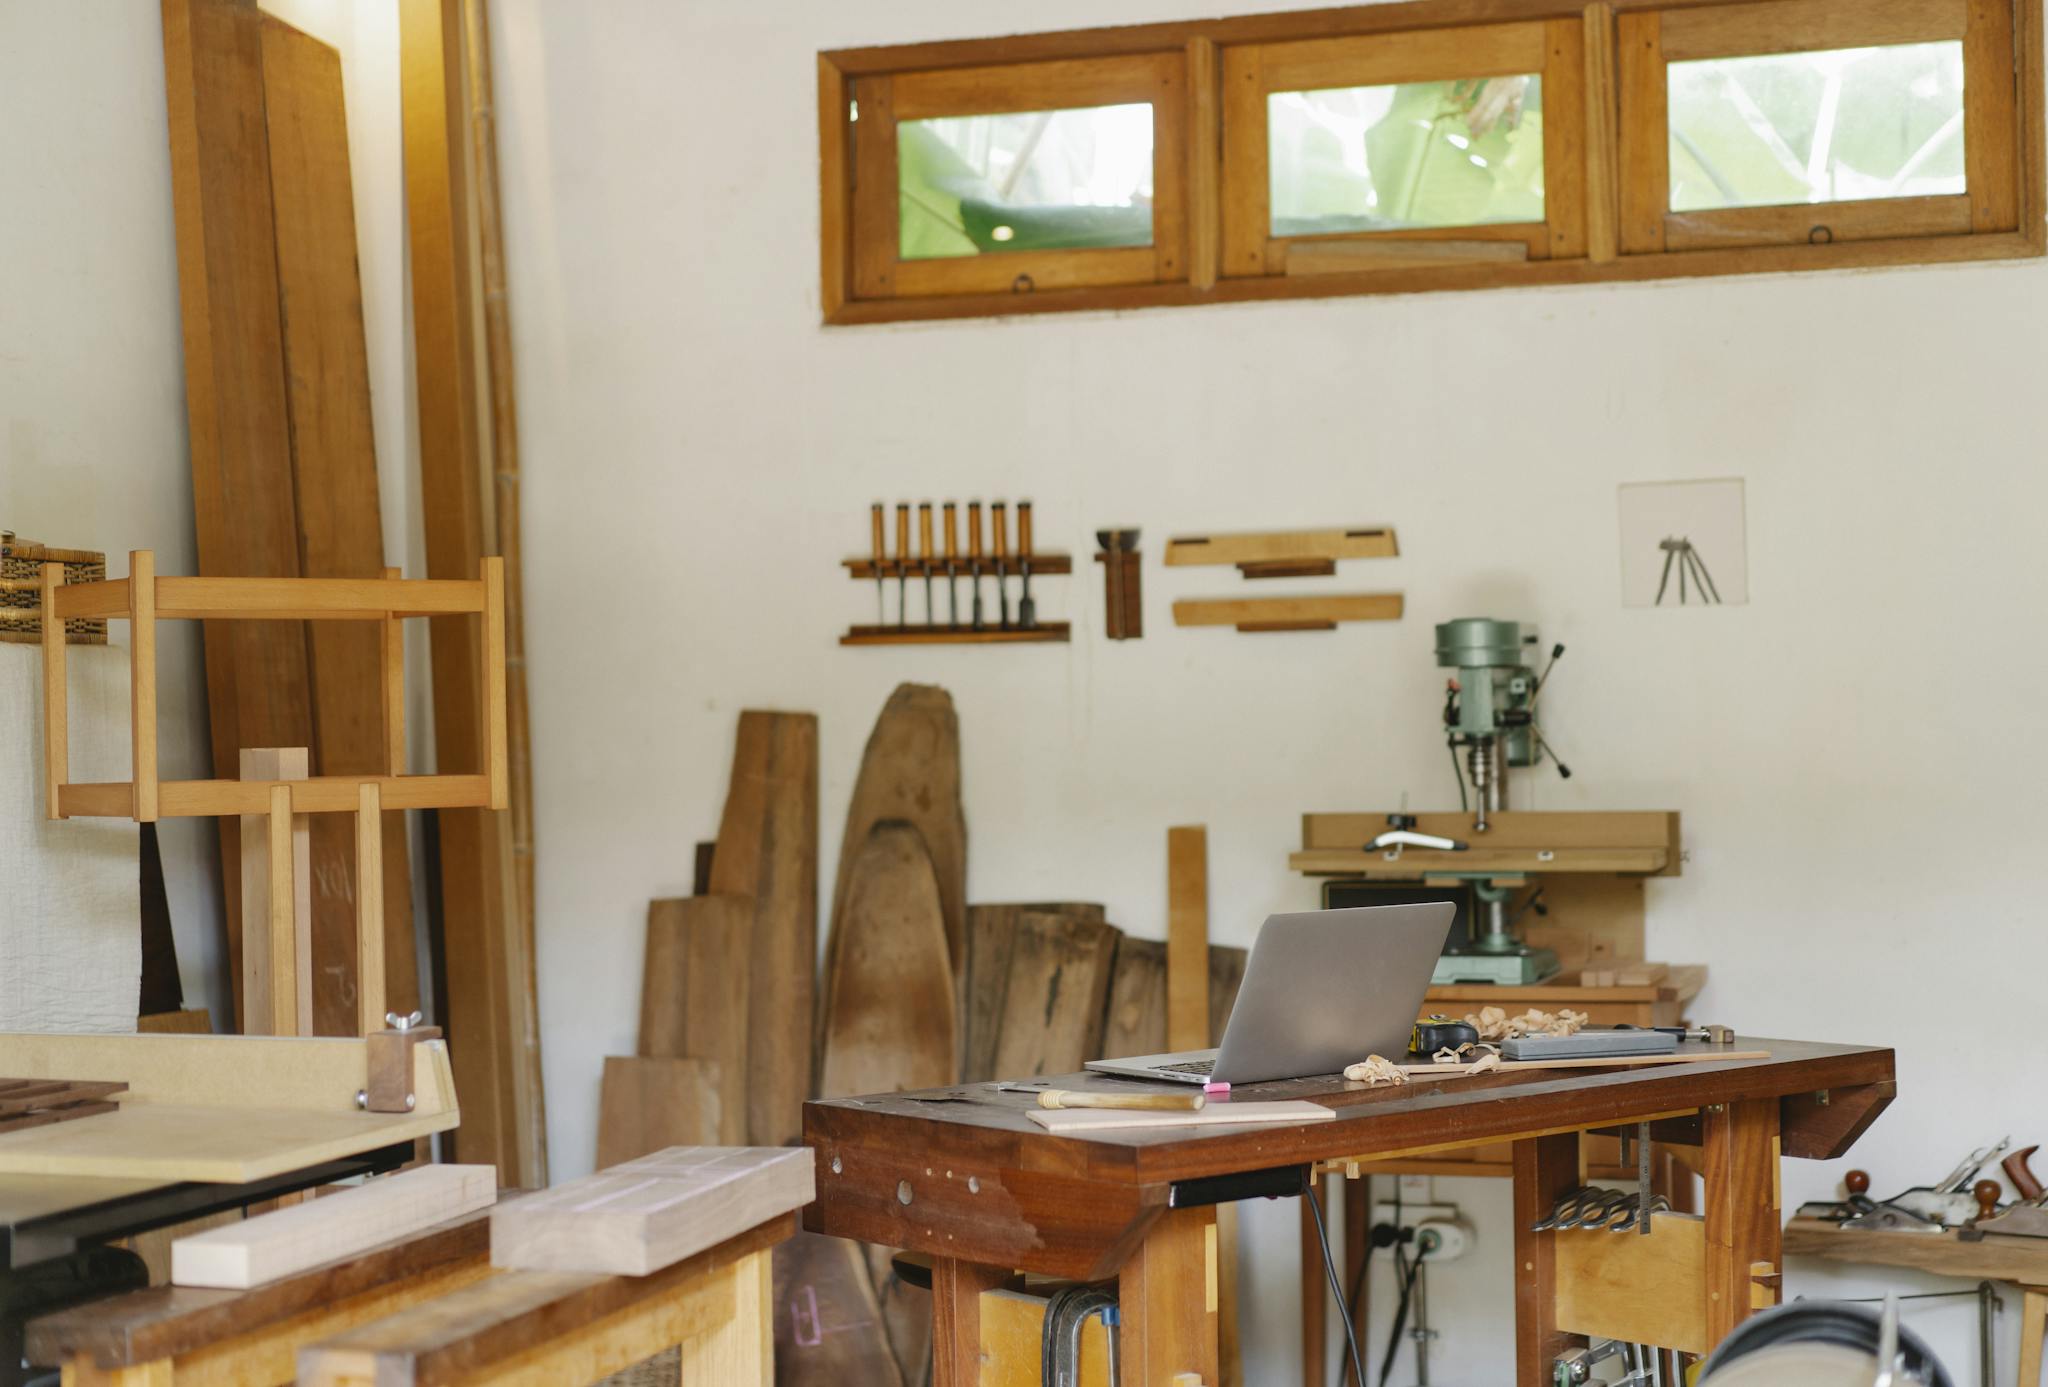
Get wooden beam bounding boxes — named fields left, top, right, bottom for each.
left=1166, top=826, right=1209, bottom=1052
left=1173, top=594, right=1404, bottom=628
left=40, top=564, right=66, bottom=820
left=1513, top=1132, right=1583, bottom=1382
left=239, top=749, right=310, bottom=1038
left=356, top=781, right=385, bottom=1034
left=639, top=896, right=751, bottom=1146
left=1702, top=1098, right=1782, bottom=1348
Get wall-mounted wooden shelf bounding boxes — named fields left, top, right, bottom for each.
left=1166, top=527, right=1397, bottom=578
left=840, top=623, right=1070, bottom=647
left=1290, top=811, right=1682, bottom=878
left=1173, top=593, right=1403, bottom=631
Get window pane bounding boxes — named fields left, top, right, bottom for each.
left=897, top=104, right=1154, bottom=260
left=1667, top=42, right=1965, bottom=212
left=1267, top=76, right=1545, bottom=237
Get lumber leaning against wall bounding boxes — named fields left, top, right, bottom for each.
left=399, top=0, right=543, bottom=1185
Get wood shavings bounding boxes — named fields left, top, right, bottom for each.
left=1343, top=1055, right=1409, bottom=1086
left=1465, top=1006, right=1588, bottom=1041
left=1465, top=1050, right=1503, bottom=1075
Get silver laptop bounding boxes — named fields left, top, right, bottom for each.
left=1085, top=903, right=1453, bottom=1087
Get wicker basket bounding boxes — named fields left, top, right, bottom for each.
left=0, top=532, right=108, bottom=645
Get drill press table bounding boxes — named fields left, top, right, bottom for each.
left=805, top=1037, right=1896, bottom=1386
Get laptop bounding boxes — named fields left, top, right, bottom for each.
left=1085, top=903, right=1453, bottom=1087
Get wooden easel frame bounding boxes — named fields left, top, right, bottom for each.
left=39, top=550, right=507, bottom=1035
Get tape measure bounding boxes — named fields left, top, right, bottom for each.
left=1410, top=1016, right=1480, bottom=1056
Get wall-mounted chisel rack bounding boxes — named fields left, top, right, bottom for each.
left=842, top=499, right=1071, bottom=646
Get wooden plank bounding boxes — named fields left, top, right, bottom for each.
left=851, top=75, right=898, bottom=298
left=819, top=823, right=958, bottom=1102
left=1661, top=0, right=1968, bottom=59
left=819, top=57, right=852, bottom=317
left=1781, top=1218, right=2048, bottom=1284
left=1583, top=2, right=1620, bottom=262
left=160, top=0, right=315, bottom=1031
left=1165, top=528, right=1399, bottom=566
left=988, top=911, right=1120, bottom=1080
left=1117, top=1206, right=1218, bottom=1387
left=172, top=1164, right=495, bottom=1290
left=28, top=1207, right=492, bottom=1370
left=1219, top=44, right=1268, bottom=276
left=1101, top=937, right=1169, bottom=1059
left=1703, top=1097, right=1781, bottom=1347
left=638, top=896, right=750, bottom=1145
left=1553, top=1213, right=1707, bottom=1354
left=596, top=1056, right=721, bottom=1169
left=491, top=1146, right=812, bottom=1277
left=964, top=903, right=1107, bottom=1082
left=1187, top=37, right=1220, bottom=290
left=827, top=685, right=965, bottom=982
left=1513, top=1132, right=1582, bottom=1381
left=239, top=749, right=311, bottom=1038
left=1173, top=594, right=1403, bottom=627
left=933, top=1258, right=1009, bottom=1387
left=679, top=1249, right=772, bottom=1385
left=1293, top=845, right=1668, bottom=876
left=976, top=1286, right=1113, bottom=1384
left=1965, top=0, right=2021, bottom=232
left=38, top=564, right=65, bottom=820
left=1253, top=22, right=1551, bottom=91
left=357, top=782, right=386, bottom=1033
left=1544, top=16, right=1589, bottom=260
left=1665, top=195, right=1974, bottom=251
left=1166, top=827, right=1209, bottom=1052
left=63, top=772, right=492, bottom=820
left=301, top=1211, right=793, bottom=1387
left=1615, top=11, right=1667, bottom=254
left=401, top=0, right=538, bottom=1186
left=777, top=1231, right=906, bottom=1387
left=708, top=710, right=818, bottom=1147
left=260, top=16, right=419, bottom=1033
left=152, top=574, right=484, bottom=618
left=129, top=551, right=159, bottom=822
left=1287, top=239, right=1530, bottom=273
left=891, top=52, right=1179, bottom=120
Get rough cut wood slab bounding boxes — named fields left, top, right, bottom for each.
left=491, top=1145, right=813, bottom=1276
left=173, top=1163, right=495, bottom=1289
left=301, top=1209, right=793, bottom=1386
left=775, top=1230, right=906, bottom=1387
left=260, top=13, right=419, bottom=1030
left=962, top=902, right=1105, bottom=1082
left=818, top=823, right=957, bottom=1101
left=596, top=1056, right=720, bottom=1169
left=988, top=910, right=1120, bottom=1080
left=1164, top=527, right=1399, bottom=565
left=1166, top=826, right=1209, bottom=1052
left=1100, top=937, right=1169, bottom=1059
left=637, top=895, right=749, bottom=1145
left=1173, top=594, right=1405, bottom=627
left=708, top=710, right=817, bottom=1147
left=27, top=1205, right=495, bottom=1371
left=826, top=684, right=966, bottom=987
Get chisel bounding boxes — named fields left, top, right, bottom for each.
left=1017, top=500, right=1037, bottom=629
left=991, top=501, right=1011, bottom=629
left=942, top=502, right=960, bottom=629
left=917, top=502, right=935, bottom=627
left=869, top=503, right=887, bottom=626
left=967, top=501, right=985, bottom=630
left=894, top=503, right=910, bottom=629
left=994, top=1083, right=1204, bottom=1112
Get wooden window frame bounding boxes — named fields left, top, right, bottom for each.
left=844, top=53, right=1191, bottom=302
left=1618, top=0, right=2014, bottom=253
left=819, top=0, right=2044, bottom=325
left=1220, top=21, right=1586, bottom=277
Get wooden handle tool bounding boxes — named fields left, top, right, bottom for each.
left=869, top=503, right=887, bottom=624
left=942, top=502, right=960, bottom=628
left=917, top=502, right=935, bottom=627
left=1017, top=501, right=1037, bottom=629
left=894, top=503, right=910, bottom=629
left=990, top=501, right=1010, bottom=629
left=967, top=501, right=985, bottom=630
left=996, top=1084, right=1204, bottom=1112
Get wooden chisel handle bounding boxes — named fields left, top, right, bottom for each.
left=943, top=502, right=958, bottom=561
left=1036, top=1089, right=1205, bottom=1111
left=1018, top=501, right=1033, bottom=559
left=918, top=502, right=934, bottom=569
left=870, top=503, right=886, bottom=566
left=991, top=502, right=1009, bottom=560
left=895, top=504, right=909, bottom=571
left=968, top=501, right=983, bottom=562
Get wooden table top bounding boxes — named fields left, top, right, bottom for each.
left=807, top=1037, right=1896, bottom=1186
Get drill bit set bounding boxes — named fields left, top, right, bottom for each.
left=841, top=500, right=1071, bottom=646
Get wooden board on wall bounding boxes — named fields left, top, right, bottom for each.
left=160, top=0, right=314, bottom=1032
left=1100, top=936, right=1168, bottom=1059
left=961, top=903, right=1106, bottom=1083
left=259, top=14, right=419, bottom=1031
left=400, top=0, right=541, bottom=1185
left=707, top=711, right=818, bottom=1147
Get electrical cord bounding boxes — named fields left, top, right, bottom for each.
left=1378, top=1239, right=1429, bottom=1387
left=1304, top=1182, right=1368, bottom=1387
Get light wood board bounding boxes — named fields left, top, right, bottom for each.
left=1100, top=937, right=1169, bottom=1059
left=708, top=710, right=818, bottom=1147
left=818, top=823, right=957, bottom=1102
left=173, top=1163, right=495, bottom=1289
left=1173, top=594, right=1404, bottom=627
left=1165, top=527, right=1399, bottom=566
left=1027, top=1100, right=1335, bottom=1134
left=491, top=1145, right=812, bottom=1277
left=1554, top=1213, right=1707, bottom=1355
left=1166, top=826, right=1209, bottom=1052
left=596, top=1056, right=721, bottom=1170
left=638, top=895, right=749, bottom=1145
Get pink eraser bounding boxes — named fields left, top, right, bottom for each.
left=1204, top=1081, right=1231, bottom=1094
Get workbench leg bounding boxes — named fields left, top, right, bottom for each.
left=680, top=1248, right=773, bottom=1385
left=2017, top=1286, right=2046, bottom=1387
left=62, top=1358, right=172, bottom=1386
left=1301, top=1183, right=1328, bottom=1387
left=1120, top=1206, right=1220, bottom=1387
left=932, top=1257, right=1009, bottom=1386
left=1702, top=1098, right=1781, bottom=1350
left=1514, top=1132, right=1583, bottom=1387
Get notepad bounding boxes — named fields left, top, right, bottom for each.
left=1026, top=1099, right=1336, bottom=1134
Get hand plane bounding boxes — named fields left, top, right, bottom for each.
left=1796, top=1138, right=2013, bottom=1234
left=1961, top=1143, right=2048, bottom=1241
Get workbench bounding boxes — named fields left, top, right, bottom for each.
left=805, top=1038, right=1896, bottom=1386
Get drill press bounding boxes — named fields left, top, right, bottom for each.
left=1432, top=618, right=1571, bottom=985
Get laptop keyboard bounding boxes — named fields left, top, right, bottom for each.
left=1154, top=1059, right=1216, bottom=1075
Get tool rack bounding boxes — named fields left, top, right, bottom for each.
left=840, top=552, right=1073, bottom=645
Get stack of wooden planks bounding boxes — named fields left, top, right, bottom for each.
left=160, top=0, right=418, bottom=1041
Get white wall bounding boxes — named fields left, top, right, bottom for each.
left=492, top=1, right=2048, bottom=1379
left=0, top=1, right=421, bottom=1028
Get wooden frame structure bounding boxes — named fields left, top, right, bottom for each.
left=39, top=551, right=507, bottom=1037
left=819, top=0, right=2046, bottom=323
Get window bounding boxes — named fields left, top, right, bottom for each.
left=844, top=54, right=1187, bottom=300
left=1222, top=23, right=1582, bottom=276
left=818, top=0, right=2042, bottom=323
left=1618, top=0, right=2019, bottom=250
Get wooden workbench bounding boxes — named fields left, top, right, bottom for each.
left=806, top=1038, right=1896, bottom=1386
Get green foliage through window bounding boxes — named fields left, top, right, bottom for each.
left=1268, top=76, right=1546, bottom=236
